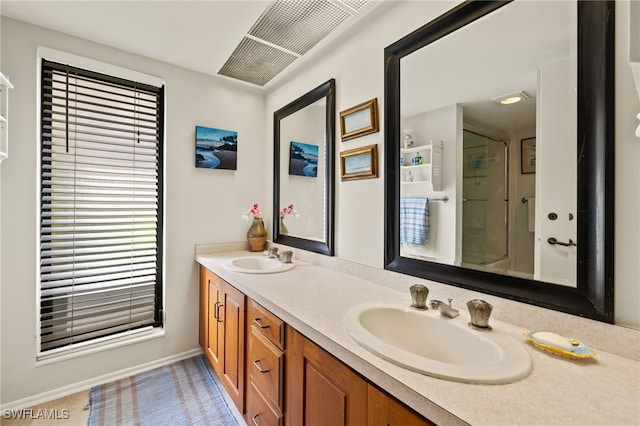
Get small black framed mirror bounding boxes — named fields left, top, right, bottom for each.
left=273, top=79, right=336, bottom=255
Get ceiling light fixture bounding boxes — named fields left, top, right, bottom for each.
left=491, top=90, right=532, bottom=105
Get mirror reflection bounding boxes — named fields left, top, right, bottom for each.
left=279, top=98, right=326, bottom=242
left=273, top=79, right=335, bottom=255
left=399, top=0, right=577, bottom=286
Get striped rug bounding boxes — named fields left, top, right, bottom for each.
left=88, top=356, right=238, bottom=426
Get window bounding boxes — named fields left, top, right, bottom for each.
left=39, top=59, right=164, bottom=354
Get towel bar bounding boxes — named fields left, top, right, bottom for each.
left=429, top=195, right=449, bottom=203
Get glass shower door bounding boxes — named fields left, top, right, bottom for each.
left=462, top=130, right=508, bottom=266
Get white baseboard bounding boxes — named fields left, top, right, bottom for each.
left=0, top=348, right=203, bottom=412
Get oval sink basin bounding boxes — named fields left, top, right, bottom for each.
left=223, top=257, right=295, bottom=274
left=344, top=301, right=532, bottom=384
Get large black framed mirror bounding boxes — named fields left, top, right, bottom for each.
left=384, top=1, right=614, bottom=322
left=273, top=79, right=335, bottom=255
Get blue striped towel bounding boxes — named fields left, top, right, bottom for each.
left=400, top=197, right=429, bottom=246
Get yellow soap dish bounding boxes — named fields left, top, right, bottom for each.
left=524, top=330, right=597, bottom=359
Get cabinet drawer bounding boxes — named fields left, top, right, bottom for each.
left=248, top=299, right=285, bottom=350
left=246, top=379, right=283, bottom=426
left=249, top=326, right=284, bottom=410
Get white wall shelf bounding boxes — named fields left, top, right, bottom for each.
left=0, top=72, right=14, bottom=164
left=400, top=141, right=443, bottom=190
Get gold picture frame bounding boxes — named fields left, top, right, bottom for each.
left=339, top=98, right=379, bottom=141
left=340, top=144, right=378, bottom=181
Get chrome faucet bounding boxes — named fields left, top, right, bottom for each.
left=430, top=298, right=460, bottom=318
left=266, top=247, right=293, bottom=263
left=266, top=247, right=279, bottom=258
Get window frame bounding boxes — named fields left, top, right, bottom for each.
left=36, top=48, right=166, bottom=360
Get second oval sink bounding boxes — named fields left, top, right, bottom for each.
left=344, top=301, right=532, bottom=384
left=223, top=256, right=295, bottom=274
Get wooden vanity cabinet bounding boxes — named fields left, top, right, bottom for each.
left=199, top=265, right=245, bottom=412
left=199, top=265, right=434, bottom=425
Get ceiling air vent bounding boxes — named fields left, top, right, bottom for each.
left=218, top=0, right=369, bottom=86
left=218, top=37, right=297, bottom=87
left=341, top=0, right=370, bottom=12
left=248, top=1, right=351, bottom=55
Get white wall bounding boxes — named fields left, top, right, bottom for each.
left=265, top=1, right=458, bottom=267
left=0, top=17, right=265, bottom=404
left=535, top=58, right=577, bottom=286
left=265, top=0, right=639, bottom=327
left=0, top=13, right=5, bottom=407
left=614, top=0, right=640, bottom=329
left=401, top=105, right=459, bottom=264
left=510, top=128, right=536, bottom=276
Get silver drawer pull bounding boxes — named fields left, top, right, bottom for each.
left=252, top=414, right=262, bottom=426
left=216, top=303, right=224, bottom=323
left=253, top=318, right=270, bottom=329
left=253, top=359, right=270, bottom=373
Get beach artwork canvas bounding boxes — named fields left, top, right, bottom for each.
left=289, top=141, right=319, bottom=178
left=195, top=126, right=238, bottom=170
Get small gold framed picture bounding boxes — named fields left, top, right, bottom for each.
left=339, top=98, right=379, bottom=141
left=340, top=144, right=378, bottom=181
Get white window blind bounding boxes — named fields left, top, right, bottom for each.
left=39, top=59, right=164, bottom=353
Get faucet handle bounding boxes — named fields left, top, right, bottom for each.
left=409, top=284, right=429, bottom=310
left=466, top=299, right=493, bottom=330
left=280, top=250, right=293, bottom=263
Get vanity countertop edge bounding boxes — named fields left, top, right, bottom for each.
left=195, top=250, right=640, bottom=426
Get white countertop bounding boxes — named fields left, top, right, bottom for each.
left=196, top=250, right=640, bottom=426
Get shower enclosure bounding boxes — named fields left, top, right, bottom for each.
left=462, top=130, right=509, bottom=267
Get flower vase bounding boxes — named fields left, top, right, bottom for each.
left=279, top=216, right=288, bottom=234
left=247, top=217, right=267, bottom=252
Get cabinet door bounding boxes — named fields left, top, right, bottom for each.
left=367, top=385, right=434, bottom=426
left=199, top=266, right=209, bottom=350
left=286, top=327, right=367, bottom=426
left=220, top=282, right=246, bottom=412
left=207, top=272, right=224, bottom=373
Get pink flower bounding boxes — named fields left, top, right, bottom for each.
left=280, top=204, right=299, bottom=218
left=280, top=204, right=294, bottom=216
left=243, top=203, right=262, bottom=220
left=250, top=203, right=261, bottom=216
